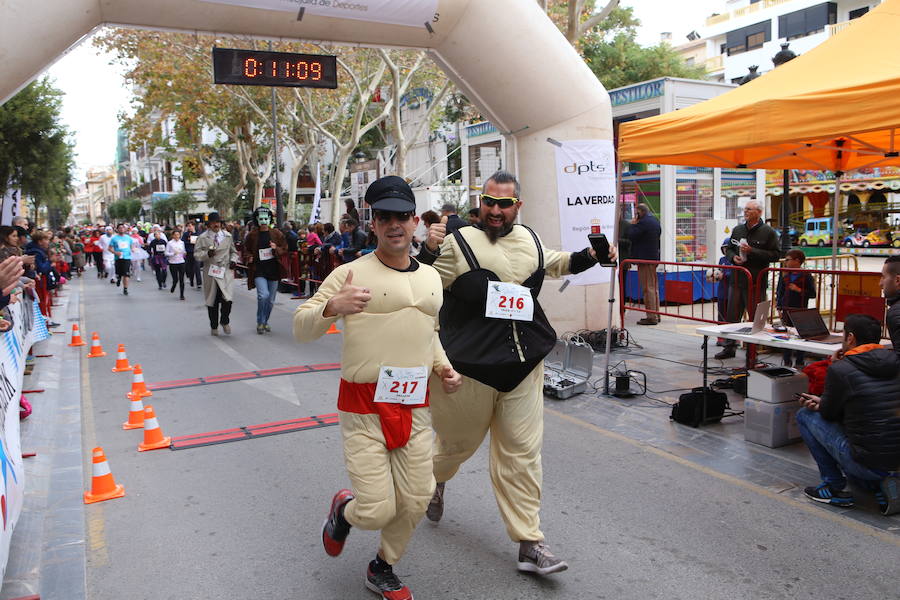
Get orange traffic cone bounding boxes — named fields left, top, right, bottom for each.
left=87, top=332, right=106, bottom=358
left=138, top=405, right=171, bottom=451
left=122, top=395, right=145, bottom=430
left=111, top=344, right=133, bottom=372
left=83, top=447, right=125, bottom=504
left=127, top=364, right=152, bottom=399
left=326, top=322, right=341, bottom=334
left=68, top=324, right=86, bottom=347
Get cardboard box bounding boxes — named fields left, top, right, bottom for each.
left=744, top=398, right=802, bottom=448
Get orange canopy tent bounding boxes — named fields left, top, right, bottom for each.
left=618, top=0, right=900, bottom=172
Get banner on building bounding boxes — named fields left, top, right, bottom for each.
left=554, top=139, right=617, bottom=285
left=0, top=297, right=36, bottom=582
left=0, top=186, right=19, bottom=226
left=200, top=0, right=438, bottom=28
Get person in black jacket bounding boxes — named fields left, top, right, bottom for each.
left=440, top=203, right=467, bottom=235
left=879, top=255, right=900, bottom=353
left=796, top=314, right=900, bottom=515
left=626, top=203, right=661, bottom=325
left=717, top=200, right=780, bottom=359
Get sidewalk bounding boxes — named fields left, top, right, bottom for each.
left=0, top=285, right=86, bottom=600
left=554, top=310, right=899, bottom=533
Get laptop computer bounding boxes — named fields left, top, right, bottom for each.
left=786, top=308, right=844, bottom=344
left=729, top=300, right=770, bottom=335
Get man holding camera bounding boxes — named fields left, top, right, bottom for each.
left=418, top=170, right=611, bottom=576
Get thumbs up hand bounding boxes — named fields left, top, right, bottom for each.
left=440, top=365, right=462, bottom=394
left=323, top=270, right=372, bottom=317
left=426, top=216, right=448, bottom=252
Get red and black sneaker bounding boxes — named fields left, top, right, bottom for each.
left=322, top=489, right=354, bottom=557
left=365, top=563, right=413, bottom=600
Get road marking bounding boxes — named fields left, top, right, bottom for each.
left=79, top=278, right=109, bottom=567
left=545, top=406, right=900, bottom=548
left=170, top=413, right=340, bottom=450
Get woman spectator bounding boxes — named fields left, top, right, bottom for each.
left=147, top=231, right=168, bottom=290
left=165, top=230, right=187, bottom=300
left=71, top=234, right=85, bottom=276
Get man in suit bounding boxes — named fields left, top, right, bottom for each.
left=626, top=203, right=662, bottom=325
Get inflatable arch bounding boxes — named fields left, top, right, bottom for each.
left=1, top=0, right=614, bottom=330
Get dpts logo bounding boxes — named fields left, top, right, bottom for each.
left=562, top=153, right=612, bottom=176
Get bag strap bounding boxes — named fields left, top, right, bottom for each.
left=452, top=229, right=481, bottom=271
left=520, top=225, right=545, bottom=270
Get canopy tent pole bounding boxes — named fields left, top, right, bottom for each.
left=602, top=161, right=624, bottom=395
left=831, top=170, right=844, bottom=271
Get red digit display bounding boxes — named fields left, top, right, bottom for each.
left=214, top=48, right=338, bottom=89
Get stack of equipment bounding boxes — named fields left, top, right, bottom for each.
left=744, top=366, right=807, bottom=448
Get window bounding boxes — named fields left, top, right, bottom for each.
left=779, top=3, right=837, bottom=40
left=849, top=6, right=869, bottom=19
left=685, top=57, right=695, bottom=66
left=725, top=20, right=771, bottom=55
left=747, top=31, right=766, bottom=49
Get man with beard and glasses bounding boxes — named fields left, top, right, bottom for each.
left=417, top=170, right=613, bottom=576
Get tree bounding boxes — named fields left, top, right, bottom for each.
left=580, top=10, right=707, bottom=89
left=204, top=180, right=236, bottom=219
left=169, top=189, right=197, bottom=222
left=152, top=195, right=174, bottom=224
left=0, top=77, right=75, bottom=222
left=108, top=197, right=142, bottom=221
left=541, top=0, right=623, bottom=47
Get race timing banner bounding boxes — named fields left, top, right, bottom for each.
left=201, top=0, right=439, bottom=28
left=554, top=139, right=617, bottom=285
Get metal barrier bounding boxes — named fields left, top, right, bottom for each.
left=619, top=259, right=754, bottom=327
left=756, top=266, right=884, bottom=332
left=798, top=253, right=858, bottom=273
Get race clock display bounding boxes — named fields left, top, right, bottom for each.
left=212, top=47, right=338, bottom=89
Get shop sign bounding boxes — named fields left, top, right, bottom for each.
left=609, top=79, right=664, bottom=107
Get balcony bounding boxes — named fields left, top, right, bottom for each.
left=706, top=13, right=730, bottom=26
left=705, top=55, right=724, bottom=71
left=706, top=0, right=798, bottom=27
left=734, top=3, right=761, bottom=18
left=828, top=21, right=853, bottom=36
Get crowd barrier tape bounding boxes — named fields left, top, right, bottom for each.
left=0, top=297, right=39, bottom=581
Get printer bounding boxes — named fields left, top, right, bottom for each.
left=747, top=366, right=808, bottom=404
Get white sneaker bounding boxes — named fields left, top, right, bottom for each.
left=211, top=328, right=219, bottom=336
left=517, top=541, right=568, bottom=575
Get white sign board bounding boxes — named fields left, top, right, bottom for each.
left=201, top=0, right=438, bottom=28
left=554, top=139, right=617, bottom=285
left=1, top=187, right=18, bottom=226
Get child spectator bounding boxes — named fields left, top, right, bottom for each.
left=777, top=249, right=817, bottom=367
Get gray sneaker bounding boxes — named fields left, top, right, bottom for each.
left=426, top=482, right=445, bottom=522
left=222, top=324, right=231, bottom=335
left=211, top=328, right=219, bottom=336
left=517, top=541, right=568, bottom=575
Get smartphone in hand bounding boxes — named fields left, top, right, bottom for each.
left=588, top=233, right=616, bottom=267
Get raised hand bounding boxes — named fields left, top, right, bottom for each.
left=426, top=216, right=448, bottom=252
left=323, top=270, right=371, bottom=317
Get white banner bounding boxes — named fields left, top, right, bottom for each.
left=1, top=186, right=19, bottom=226
left=0, top=297, right=36, bottom=581
left=554, top=139, right=617, bottom=285
left=309, top=164, right=322, bottom=226
left=201, top=0, right=438, bottom=28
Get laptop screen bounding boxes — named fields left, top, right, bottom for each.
left=787, top=308, right=829, bottom=338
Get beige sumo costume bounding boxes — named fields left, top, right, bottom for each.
left=294, top=251, right=450, bottom=565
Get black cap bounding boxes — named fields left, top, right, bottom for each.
left=207, top=212, right=221, bottom=223
left=364, top=176, right=416, bottom=213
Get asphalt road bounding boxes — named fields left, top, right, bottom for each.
left=79, top=268, right=900, bottom=600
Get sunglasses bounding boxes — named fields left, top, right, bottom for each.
left=480, top=194, right=519, bottom=209
left=373, top=211, right=414, bottom=224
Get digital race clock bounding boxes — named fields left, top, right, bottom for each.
left=212, top=47, right=338, bottom=89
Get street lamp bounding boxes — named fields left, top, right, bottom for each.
left=772, top=42, right=798, bottom=255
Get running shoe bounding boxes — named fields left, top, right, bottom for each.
left=123, top=288, right=128, bottom=296
left=257, top=324, right=265, bottom=335
left=211, top=328, right=219, bottom=336
left=116, top=277, right=121, bottom=287
left=426, top=482, right=444, bottom=522
left=222, top=324, right=231, bottom=335
left=322, top=489, right=354, bottom=557
left=365, top=563, right=413, bottom=600
left=803, top=483, right=854, bottom=507
left=517, top=541, right=568, bottom=575
left=878, top=476, right=900, bottom=516
left=263, top=324, right=271, bottom=332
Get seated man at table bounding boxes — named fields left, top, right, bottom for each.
left=796, top=314, right=900, bottom=515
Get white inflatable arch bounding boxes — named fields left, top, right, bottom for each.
left=1, top=0, right=613, bottom=330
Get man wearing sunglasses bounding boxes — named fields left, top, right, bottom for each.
left=419, top=169, right=614, bottom=577
left=294, top=175, right=461, bottom=600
